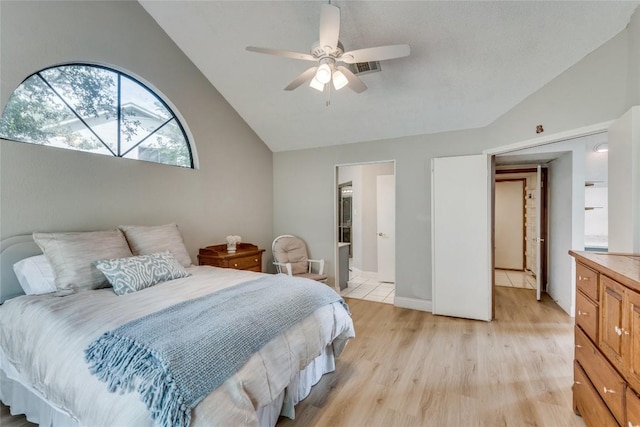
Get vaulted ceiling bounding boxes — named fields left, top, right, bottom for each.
left=140, top=1, right=638, bottom=152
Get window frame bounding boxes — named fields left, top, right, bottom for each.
left=0, top=63, right=195, bottom=169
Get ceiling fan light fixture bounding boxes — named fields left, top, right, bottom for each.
left=332, top=69, right=348, bottom=90
left=309, top=77, right=325, bottom=91
left=315, top=63, right=332, bottom=84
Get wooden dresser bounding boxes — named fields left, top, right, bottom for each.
left=569, top=250, right=640, bottom=427
left=198, top=243, right=265, bottom=272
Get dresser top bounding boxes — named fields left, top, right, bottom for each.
left=569, top=250, right=640, bottom=292
left=199, top=243, right=264, bottom=260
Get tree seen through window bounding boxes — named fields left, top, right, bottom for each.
left=0, top=64, right=193, bottom=168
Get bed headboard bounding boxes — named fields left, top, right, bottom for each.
left=0, top=234, right=42, bottom=303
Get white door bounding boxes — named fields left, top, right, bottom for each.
left=535, top=165, right=543, bottom=301
left=377, top=175, right=395, bottom=283
left=432, top=154, right=492, bottom=321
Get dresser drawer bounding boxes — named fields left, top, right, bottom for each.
left=577, top=262, right=599, bottom=302
left=576, top=290, right=599, bottom=343
left=575, top=327, right=626, bottom=425
left=198, top=243, right=264, bottom=272
left=628, top=387, right=640, bottom=427
left=228, top=254, right=261, bottom=270
left=574, top=362, right=619, bottom=427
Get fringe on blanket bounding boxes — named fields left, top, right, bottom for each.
left=85, top=333, right=191, bottom=427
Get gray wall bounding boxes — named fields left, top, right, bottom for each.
left=628, top=7, right=640, bottom=107
left=0, top=1, right=273, bottom=265
left=274, top=8, right=639, bottom=302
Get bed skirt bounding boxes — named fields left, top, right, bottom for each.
left=0, top=344, right=336, bottom=427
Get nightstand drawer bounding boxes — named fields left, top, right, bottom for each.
left=228, top=254, right=261, bottom=270
left=576, top=262, right=599, bottom=302
left=575, top=327, right=626, bottom=425
left=576, top=290, right=599, bottom=343
left=198, top=243, right=265, bottom=272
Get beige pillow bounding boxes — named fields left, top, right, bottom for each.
left=33, top=230, right=133, bottom=293
left=119, top=223, right=192, bottom=267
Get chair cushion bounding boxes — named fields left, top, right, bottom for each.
left=294, top=272, right=327, bottom=282
left=272, top=236, right=308, bottom=275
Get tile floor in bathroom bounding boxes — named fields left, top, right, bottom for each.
left=495, top=268, right=536, bottom=289
left=339, top=271, right=395, bottom=304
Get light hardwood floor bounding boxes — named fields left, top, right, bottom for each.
left=277, top=287, right=584, bottom=426
left=1, top=287, right=584, bottom=426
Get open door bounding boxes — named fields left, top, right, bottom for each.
left=377, top=174, right=395, bottom=283
left=535, top=165, right=543, bottom=300
left=432, top=154, right=492, bottom=321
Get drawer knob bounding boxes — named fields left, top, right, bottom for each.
left=578, top=310, right=589, bottom=316
left=603, top=387, right=616, bottom=394
left=255, top=259, right=258, bottom=262
left=614, top=326, right=624, bottom=336
left=234, top=263, right=238, bottom=267
left=578, top=275, right=590, bottom=281
left=575, top=344, right=583, bottom=348
left=574, top=381, right=582, bottom=385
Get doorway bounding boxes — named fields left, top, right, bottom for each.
left=335, top=161, right=395, bottom=304
left=431, top=122, right=613, bottom=322
left=493, top=168, right=548, bottom=300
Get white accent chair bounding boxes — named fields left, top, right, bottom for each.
left=272, top=235, right=327, bottom=282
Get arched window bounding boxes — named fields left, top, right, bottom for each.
left=0, top=64, right=193, bottom=168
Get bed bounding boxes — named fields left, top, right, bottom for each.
left=0, top=230, right=355, bottom=427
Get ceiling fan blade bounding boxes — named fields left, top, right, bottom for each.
left=246, top=46, right=316, bottom=62
left=336, top=66, right=367, bottom=93
left=341, top=44, right=410, bottom=64
left=319, top=4, right=340, bottom=53
left=284, top=67, right=319, bottom=91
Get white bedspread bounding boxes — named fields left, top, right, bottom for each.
left=0, top=267, right=355, bottom=426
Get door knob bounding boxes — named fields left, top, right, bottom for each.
left=378, top=232, right=384, bottom=237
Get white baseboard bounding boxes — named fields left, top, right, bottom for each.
left=394, top=296, right=432, bottom=312
left=548, top=289, right=572, bottom=316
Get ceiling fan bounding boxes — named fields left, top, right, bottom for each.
left=246, top=4, right=410, bottom=94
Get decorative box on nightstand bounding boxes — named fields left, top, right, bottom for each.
left=198, top=243, right=265, bottom=272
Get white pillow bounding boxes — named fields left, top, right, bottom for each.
left=13, top=255, right=57, bottom=295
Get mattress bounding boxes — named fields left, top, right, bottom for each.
left=0, top=266, right=354, bottom=426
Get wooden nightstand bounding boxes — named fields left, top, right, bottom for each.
left=198, top=243, right=265, bottom=272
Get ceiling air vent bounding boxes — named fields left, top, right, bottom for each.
left=346, top=61, right=381, bottom=76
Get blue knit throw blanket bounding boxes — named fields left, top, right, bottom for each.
left=85, top=274, right=349, bottom=427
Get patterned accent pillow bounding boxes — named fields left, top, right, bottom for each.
left=94, top=251, right=191, bottom=296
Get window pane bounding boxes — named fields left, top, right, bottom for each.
left=123, top=119, right=191, bottom=167
left=0, top=64, right=193, bottom=168
left=40, top=66, right=118, bottom=154
left=0, top=74, right=104, bottom=152
left=119, top=76, right=172, bottom=154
